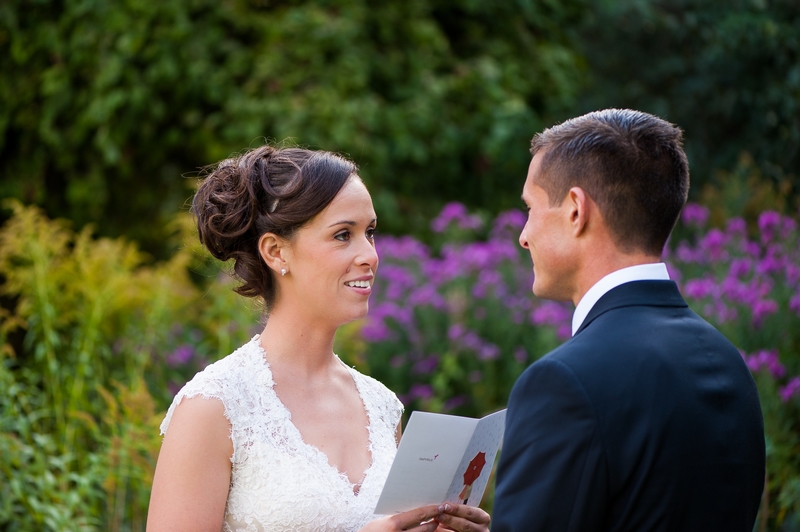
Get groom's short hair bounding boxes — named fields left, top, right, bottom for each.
left=530, top=108, right=689, bottom=256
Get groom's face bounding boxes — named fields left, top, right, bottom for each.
left=520, top=153, right=576, bottom=302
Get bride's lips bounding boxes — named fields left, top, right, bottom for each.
left=343, top=275, right=374, bottom=295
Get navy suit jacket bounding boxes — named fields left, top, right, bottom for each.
left=493, top=280, right=765, bottom=531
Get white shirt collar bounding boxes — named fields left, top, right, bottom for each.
left=571, top=263, right=670, bottom=336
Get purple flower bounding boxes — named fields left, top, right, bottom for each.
left=448, top=323, right=465, bottom=341
left=431, top=202, right=483, bottom=233
left=531, top=301, right=572, bottom=327
left=408, top=285, right=446, bottom=310
left=744, top=241, right=761, bottom=258
left=711, top=302, right=738, bottom=324
left=781, top=216, right=797, bottom=239
left=478, top=343, right=501, bottom=361
left=363, top=302, right=412, bottom=342
left=681, top=203, right=710, bottom=228
left=675, top=242, right=703, bottom=263
left=789, top=292, right=800, bottom=316
left=472, top=269, right=505, bottom=299
left=756, top=254, right=784, bottom=276
left=786, top=264, right=800, bottom=285
left=751, top=299, right=778, bottom=326
left=684, top=278, right=716, bottom=300
left=726, top=217, right=747, bottom=237
left=513, top=346, right=528, bottom=364
left=461, top=330, right=483, bottom=351
left=413, top=356, right=439, bottom=375
left=758, top=211, right=782, bottom=243
left=409, top=383, right=434, bottom=400
left=779, top=377, right=800, bottom=402
left=444, top=395, right=468, bottom=411
left=490, top=209, right=527, bottom=240
left=727, top=259, right=751, bottom=280
left=557, top=325, right=572, bottom=340
left=377, top=236, right=429, bottom=261
left=745, top=349, right=786, bottom=379
left=167, top=345, right=194, bottom=367
left=665, top=262, right=683, bottom=284
left=361, top=318, right=392, bottom=342
left=698, top=229, right=730, bottom=262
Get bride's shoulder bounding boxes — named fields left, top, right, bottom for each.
left=178, top=337, right=265, bottom=390
left=161, top=336, right=268, bottom=435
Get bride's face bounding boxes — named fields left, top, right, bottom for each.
left=281, top=176, right=379, bottom=325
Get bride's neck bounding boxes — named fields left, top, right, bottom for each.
left=258, top=305, right=339, bottom=377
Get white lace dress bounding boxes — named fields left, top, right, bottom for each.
left=160, top=335, right=404, bottom=532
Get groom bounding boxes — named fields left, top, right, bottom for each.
left=493, top=109, right=765, bottom=531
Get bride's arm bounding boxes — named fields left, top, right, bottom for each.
left=147, top=397, right=233, bottom=532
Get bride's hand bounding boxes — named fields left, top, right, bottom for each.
left=434, top=503, right=490, bottom=532
left=359, top=505, right=442, bottom=532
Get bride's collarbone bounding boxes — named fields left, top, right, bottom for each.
left=272, top=376, right=372, bottom=483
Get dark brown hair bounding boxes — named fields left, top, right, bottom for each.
left=193, top=145, right=357, bottom=309
left=530, top=108, right=689, bottom=256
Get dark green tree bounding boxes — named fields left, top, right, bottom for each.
left=575, top=0, right=800, bottom=197
left=1, top=0, right=587, bottom=254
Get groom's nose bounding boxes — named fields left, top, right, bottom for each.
left=519, top=229, right=529, bottom=249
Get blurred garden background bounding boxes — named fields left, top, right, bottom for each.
left=1, top=0, right=799, bottom=530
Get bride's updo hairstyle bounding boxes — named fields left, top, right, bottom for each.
left=193, top=145, right=358, bottom=309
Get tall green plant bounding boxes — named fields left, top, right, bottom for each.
left=0, top=202, right=201, bottom=529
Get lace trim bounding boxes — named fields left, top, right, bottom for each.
left=160, top=335, right=405, bottom=531
left=250, top=339, right=378, bottom=493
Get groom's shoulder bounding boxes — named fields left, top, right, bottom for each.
left=513, top=339, right=589, bottom=390
left=514, top=320, right=645, bottom=395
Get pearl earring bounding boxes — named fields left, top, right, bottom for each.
left=281, top=268, right=287, bottom=276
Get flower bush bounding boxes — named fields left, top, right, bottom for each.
left=342, top=201, right=800, bottom=529
left=667, top=205, right=800, bottom=529
left=0, top=200, right=798, bottom=529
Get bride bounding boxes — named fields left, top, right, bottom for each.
left=146, top=146, right=491, bottom=532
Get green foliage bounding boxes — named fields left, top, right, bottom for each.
left=576, top=0, right=800, bottom=195
left=0, top=357, right=105, bottom=531
left=0, top=0, right=587, bottom=255
left=0, top=0, right=251, bottom=252
left=0, top=202, right=260, bottom=529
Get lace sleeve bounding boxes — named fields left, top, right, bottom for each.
left=160, top=374, right=225, bottom=434
left=159, top=354, right=242, bottom=461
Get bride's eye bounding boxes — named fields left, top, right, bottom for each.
left=366, top=228, right=376, bottom=241
left=334, top=230, right=351, bottom=242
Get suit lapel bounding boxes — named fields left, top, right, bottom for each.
left=575, top=280, right=688, bottom=336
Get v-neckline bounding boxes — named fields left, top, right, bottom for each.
left=253, top=337, right=376, bottom=496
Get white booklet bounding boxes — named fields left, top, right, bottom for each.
left=374, top=409, right=507, bottom=514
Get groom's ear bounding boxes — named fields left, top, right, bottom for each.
left=567, top=186, right=591, bottom=237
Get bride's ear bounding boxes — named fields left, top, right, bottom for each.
left=258, top=233, right=288, bottom=277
